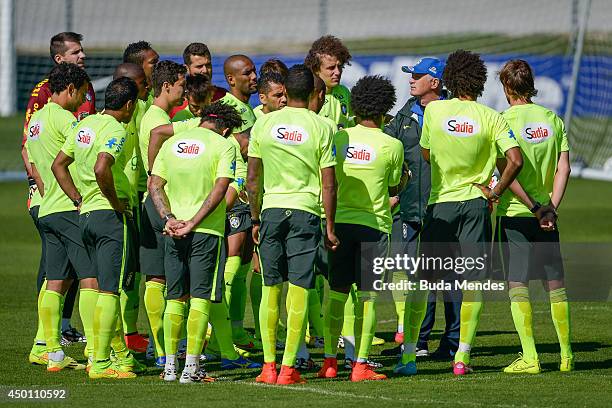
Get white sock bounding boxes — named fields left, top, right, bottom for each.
left=61, top=318, right=71, bottom=332
left=185, top=354, right=199, bottom=370
left=48, top=350, right=65, bottom=362
left=397, top=324, right=404, bottom=333
left=343, top=336, right=355, bottom=360
left=165, top=354, right=176, bottom=370
left=457, top=342, right=471, bottom=354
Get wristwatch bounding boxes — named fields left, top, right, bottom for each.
left=72, top=197, right=82, bottom=207
left=529, top=202, right=542, bottom=213
left=250, top=218, right=261, bottom=225
left=163, top=213, right=176, bottom=222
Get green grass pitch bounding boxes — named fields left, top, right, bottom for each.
left=1, top=178, right=611, bottom=407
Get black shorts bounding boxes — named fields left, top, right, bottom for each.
left=494, top=216, right=564, bottom=282
left=80, top=210, right=138, bottom=293
left=39, top=211, right=95, bottom=281
left=420, top=198, right=491, bottom=281
left=258, top=208, right=320, bottom=289
left=328, top=223, right=389, bottom=291
left=164, top=232, right=226, bottom=301
left=140, top=195, right=165, bottom=276
left=227, top=201, right=252, bottom=236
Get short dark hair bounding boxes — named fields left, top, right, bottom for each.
left=200, top=102, right=243, bottom=134
left=443, top=50, right=488, bottom=99
left=185, top=74, right=212, bottom=102
left=257, top=72, right=285, bottom=95
left=182, top=42, right=211, bottom=65
left=499, top=59, right=538, bottom=100
left=304, top=35, right=352, bottom=73
left=259, top=59, right=289, bottom=78
left=49, top=32, right=83, bottom=60
left=351, top=75, right=396, bottom=120
left=284, top=64, right=314, bottom=102
left=123, top=41, right=153, bottom=65
left=151, top=60, right=187, bottom=97
left=105, top=77, right=138, bottom=110
left=48, top=62, right=90, bottom=94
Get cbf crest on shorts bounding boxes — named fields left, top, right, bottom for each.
left=229, top=215, right=241, bottom=229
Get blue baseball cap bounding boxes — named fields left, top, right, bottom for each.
left=401, top=57, right=444, bottom=79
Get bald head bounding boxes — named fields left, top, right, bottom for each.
left=113, top=62, right=149, bottom=100
left=223, top=55, right=252, bottom=76
left=223, top=55, right=257, bottom=99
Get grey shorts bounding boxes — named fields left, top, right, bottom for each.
left=39, top=211, right=95, bottom=281
left=80, top=210, right=138, bottom=293
left=258, top=208, right=320, bottom=289
left=164, top=232, right=226, bottom=301
left=494, top=216, right=564, bottom=282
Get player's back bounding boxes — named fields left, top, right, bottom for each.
left=334, top=124, right=403, bottom=233
left=154, top=127, right=235, bottom=236
left=26, top=102, right=78, bottom=217
left=498, top=103, right=569, bottom=216
left=249, top=106, right=336, bottom=215
left=423, top=98, right=514, bottom=204
left=68, top=113, right=131, bottom=211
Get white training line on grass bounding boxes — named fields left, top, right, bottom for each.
left=243, top=381, right=526, bottom=408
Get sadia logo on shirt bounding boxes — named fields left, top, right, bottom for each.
left=443, top=117, right=480, bottom=137
left=174, top=139, right=205, bottom=158
left=76, top=127, right=95, bottom=148
left=272, top=125, right=309, bottom=145
left=522, top=123, right=553, bottom=144
left=28, top=121, right=42, bottom=140
left=343, top=143, right=376, bottom=164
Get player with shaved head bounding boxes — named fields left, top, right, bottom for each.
left=216, top=55, right=259, bottom=350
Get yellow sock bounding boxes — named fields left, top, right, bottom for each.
left=144, top=281, right=166, bottom=357
left=79, top=288, right=98, bottom=358
left=323, top=290, right=348, bottom=357
left=282, top=283, right=308, bottom=367
left=509, top=287, right=538, bottom=361
left=454, top=288, right=483, bottom=365
left=401, top=289, right=428, bottom=364
left=120, top=272, right=141, bottom=334
left=356, top=292, right=377, bottom=362
left=34, top=280, right=47, bottom=343
left=223, top=256, right=242, bottom=307
left=40, top=289, right=63, bottom=352
left=163, top=299, right=186, bottom=356
left=209, top=299, right=239, bottom=360
left=260, top=284, right=281, bottom=363
left=93, top=293, right=119, bottom=362
left=110, top=315, right=130, bottom=359
left=550, top=288, right=572, bottom=359
left=186, top=298, right=211, bottom=356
